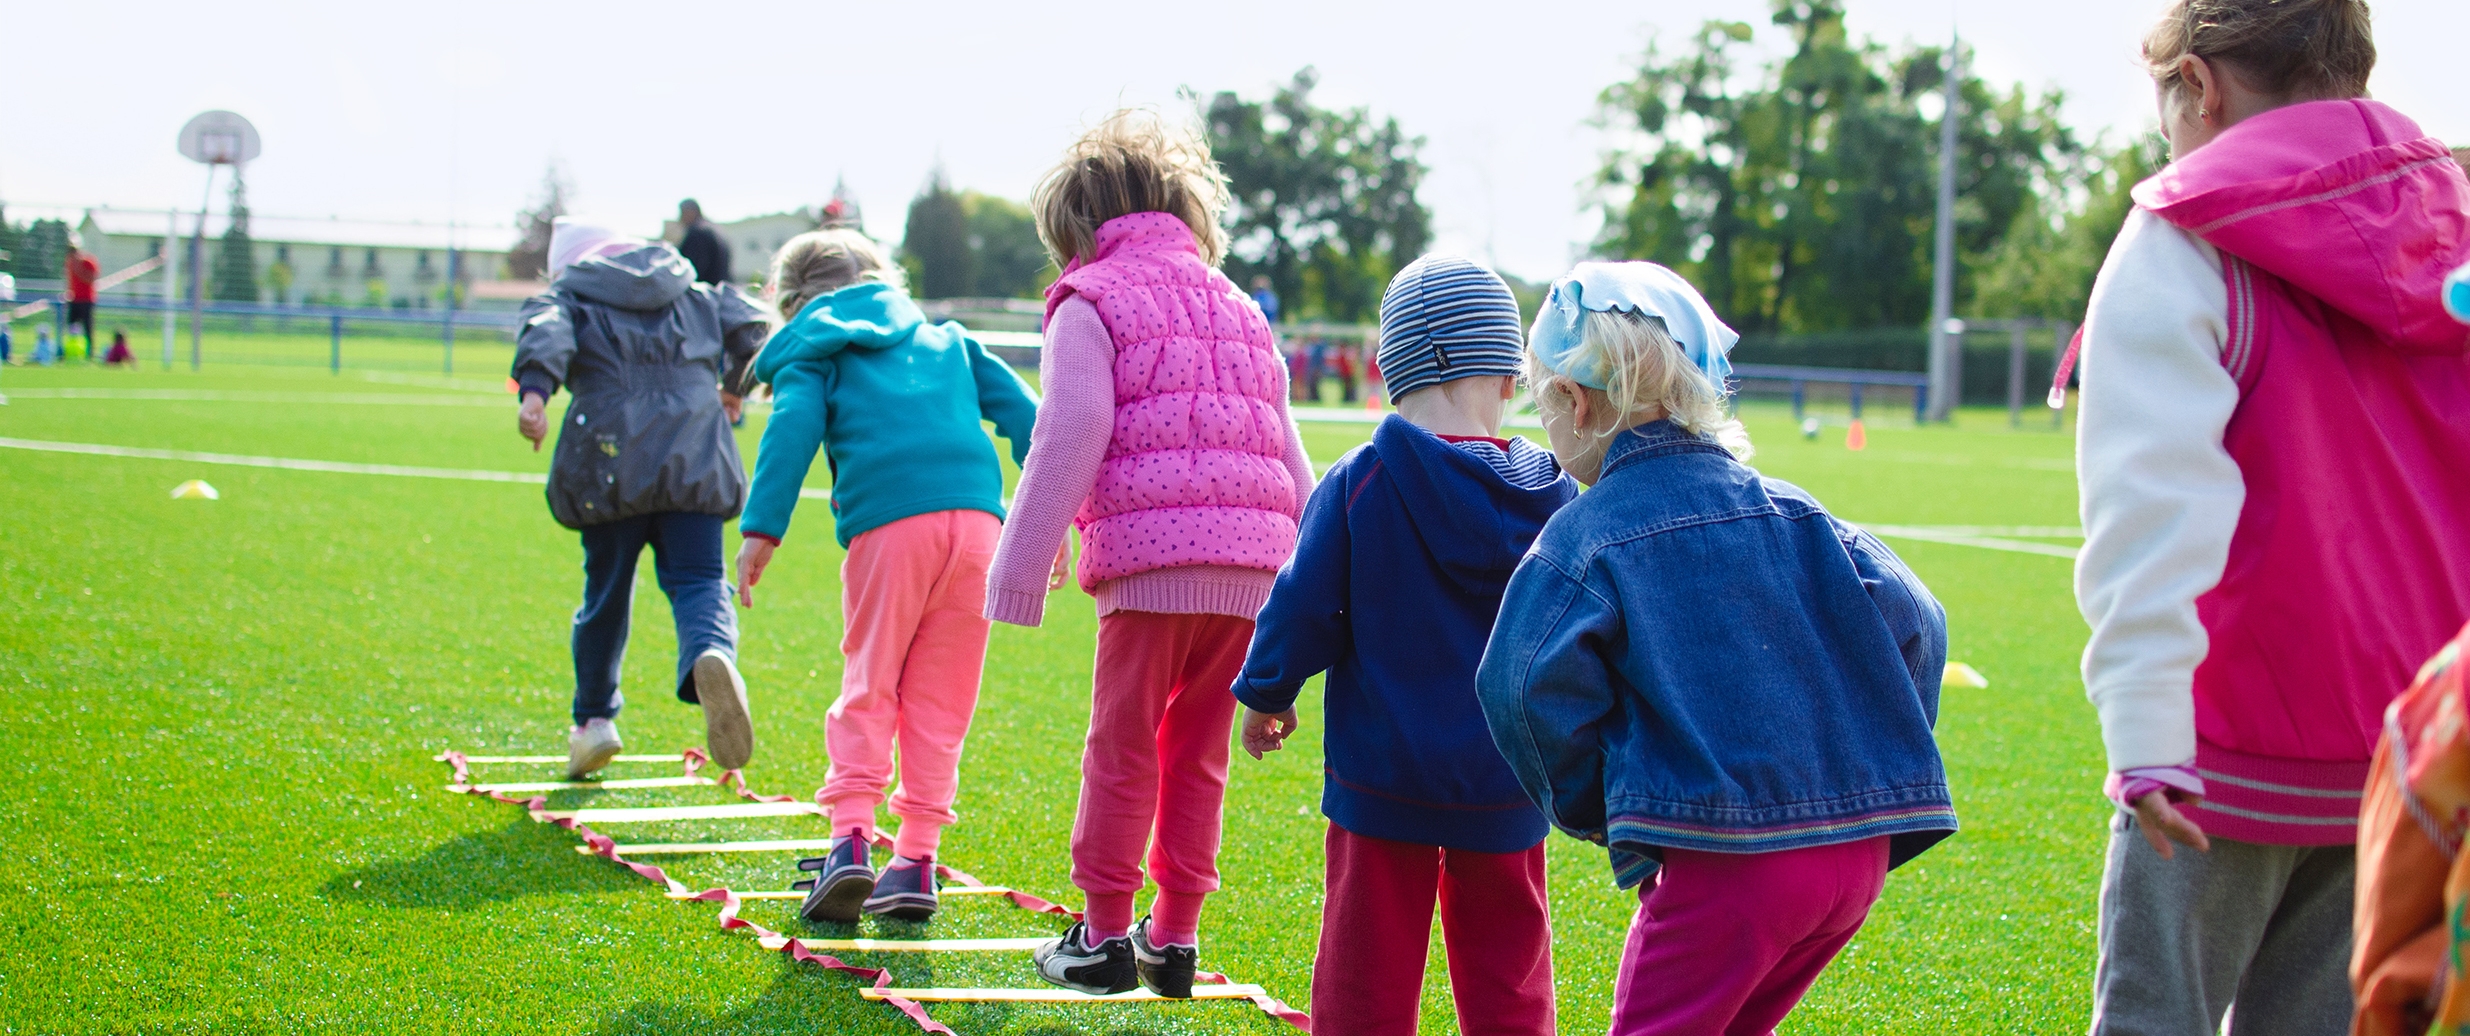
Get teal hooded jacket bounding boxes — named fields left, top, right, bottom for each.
left=741, top=282, right=1039, bottom=547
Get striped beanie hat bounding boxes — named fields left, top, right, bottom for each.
left=1376, top=254, right=1525, bottom=403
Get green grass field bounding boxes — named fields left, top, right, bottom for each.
left=0, top=350, right=2099, bottom=1034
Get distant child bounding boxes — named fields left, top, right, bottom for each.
left=985, top=109, right=1315, bottom=998
left=2072, top=1, right=2470, bottom=1029
left=1235, top=255, right=1575, bottom=1036
left=1477, top=262, right=1956, bottom=1035
left=731, top=229, right=1039, bottom=923
left=33, top=326, right=56, bottom=365
left=511, top=219, right=770, bottom=780
left=104, top=329, right=133, bottom=368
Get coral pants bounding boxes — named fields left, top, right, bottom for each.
left=1610, top=837, right=1889, bottom=1036
left=819, top=510, right=1000, bottom=861
left=1312, top=824, right=1556, bottom=1036
left=1071, top=610, right=1250, bottom=939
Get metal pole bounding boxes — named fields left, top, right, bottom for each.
left=2007, top=322, right=2028, bottom=427
left=330, top=310, right=343, bottom=374
left=1925, top=30, right=1963, bottom=422
left=161, top=208, right=177, bottom=369
left=189, top=164, right=217, bottom=371
left=442, top=244, right=458, bottom=374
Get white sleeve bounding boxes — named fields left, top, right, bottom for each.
left=2074, top=207, right=2242, bottom=773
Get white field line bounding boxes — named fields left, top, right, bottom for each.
left=757, top=935, right=1053, bottom=953
left=1859, top=524, right=2080, bottom=560
left=455, top=753, right=687, bottom=764
left=455, top=776, right=716, bottom=793
left=6, top=388, right=512, bottom=406
left=0, top=436, right=833, bottom=500
left=531, top=801, right=822, bottom=823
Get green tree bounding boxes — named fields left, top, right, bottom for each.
left=902, top=168, right=973, bottom=300
left=1203, top=68, right=1432, bottom=323
left=964, top=192, right=1050, bottom=298
left=211, top=173, right=259, bottom=303
left=13, top=218, right=69, bottom=284
left=507, top=164, right=570, bottom=281
left=1593, top=0, right=2083, bottom=333
left=1971, top=136, right=2160, bottom=320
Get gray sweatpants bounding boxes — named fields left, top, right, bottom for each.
left=2088, top=813, right=2355, bottom=1035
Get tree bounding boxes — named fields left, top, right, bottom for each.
left=964, top=192, right=1049, bottom=298
left=1203, top=68, right=1432, bottom=323
left=1593, top=0, right=2083, bottom=333
left=11, top=218, right=68, bottom=284
left=211, top=172, right=259, bottom=302
left=1971, top=136, right=2159, bottom=320
left=506, top=164, right=571, bottom=281
left=902, top=167, right=974, bottom=299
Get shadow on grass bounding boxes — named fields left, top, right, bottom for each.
left=322, top=814, right=640, bottom=909
left=587, top=954, right=1191, bottom=1036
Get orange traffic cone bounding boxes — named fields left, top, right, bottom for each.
left=1846, top=419, right=1867, bottom=451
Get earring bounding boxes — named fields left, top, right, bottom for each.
left=2199, top=106, right=2210, bottom=120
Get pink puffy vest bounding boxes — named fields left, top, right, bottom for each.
left=1043, top=212, right=1302, bottom=589
left=2138, top=100, right=2470, bottom=844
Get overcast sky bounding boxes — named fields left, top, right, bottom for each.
left=4, top=0, right=2462, bottom=281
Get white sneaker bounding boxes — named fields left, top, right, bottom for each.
left=693, top=650, right=754, bottom=770
left=567, top=717, right=622, bottom=779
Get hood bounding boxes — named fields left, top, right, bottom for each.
left=554, top=243, right=696, bottom=312
left=752, top=282, right=924, bottom=383
left=1371, top=415, right=1577, bottom=596
left=2134, top=99, right=2470, bottom=355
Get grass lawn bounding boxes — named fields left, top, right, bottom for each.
left=0, top=352, right=2101, bottom=1034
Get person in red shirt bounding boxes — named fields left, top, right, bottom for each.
left=64, top=239, right=99, bottom=358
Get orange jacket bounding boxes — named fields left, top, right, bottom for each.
left=2353, top=622, right=2470, bottom=1035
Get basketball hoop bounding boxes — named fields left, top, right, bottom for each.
left=177, top=111, right=261, bottom=166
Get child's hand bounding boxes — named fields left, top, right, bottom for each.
left=2131, top=790, right=2212, bottom=860
left=734, top=537, right=776, bottom=608
left=721, top=392, right=744, bottom=423
left=517, top=395, right=548, bottom=451
left=1241, top=708, right=1301, bottom=760
left=1048, top=538, right=1073, bottom=592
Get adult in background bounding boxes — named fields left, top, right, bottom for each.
left=63, top=237, right=98, bottom=359
left=676, top=199, right=732, bottom=286
left=513, top=218, right=771, bottom=779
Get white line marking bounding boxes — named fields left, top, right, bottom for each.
left=532, top=801, right=822, bottom=823
left=456, top=776, right=716, bottom=793
left=758, top=936, right=1053, bottom=952
left=455, top=754, right=687, bottom=764
left=5, top=388, right=511, bottom=406
left=860, top=984, right=1269, bottom=1003
left=0, top=437, right=548, bottom=483
left=1859, top=523, right=2080, bottom=560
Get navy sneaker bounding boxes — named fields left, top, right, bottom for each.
left=1032, top=921, right=1136, bottom=995
left=1131, top=916, right=1198, bottom=998
left=862, top=856, right=938, bottom=921
left=796, top=832, right=874, bottom=924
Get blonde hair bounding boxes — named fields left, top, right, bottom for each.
left=2143, top=0, right=2374, bottom=106
left=768, top=228, right=904, bottom=321
left=1524, top=309, right=1751, bottom=459
left=1031, top=109, right=1231, bottom=268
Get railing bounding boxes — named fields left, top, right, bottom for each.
left=4, top=293, right=520, bottom=373
left=1729, top=363, right=1931, bottom=424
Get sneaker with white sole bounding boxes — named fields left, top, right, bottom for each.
left=862, top=855, right=938, bottom=921
left=1131, top=916, right=1198, bottom=998
left=1033, top=922, right=1136, bottom=995
left=692, top=649, right=753, bottom=770
left=795, top=831, right=874, bottom=924
left=566, top=718, right=622, bottom=779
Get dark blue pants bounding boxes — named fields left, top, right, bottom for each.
left=571, top=511, right=738, bottom=726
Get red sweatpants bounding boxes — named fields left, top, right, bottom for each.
left=1071, top=610, right=1250, bottom=938
left=1610, top=837, right=1890, bottom=1036
left=1313, top=824, right=1556, bottom=1036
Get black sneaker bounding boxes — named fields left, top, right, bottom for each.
left=862, top=856, right=938, bottom=921
left=1033, top=921, right=1136, bottom=995
left=1131, top=915, right=1198, bottom=998
left=796, top=832, right=874, bottom=924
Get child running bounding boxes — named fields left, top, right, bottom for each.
left=2073, top=1, right=2470, bottom=1029
left=985, top=110, right=1315, bottom=998
left=1476, top=262, right=1956, bottom=1035
left=1234, top=255, right=1574, bottom=1036
left=732, top=229, right=1039, bottom=923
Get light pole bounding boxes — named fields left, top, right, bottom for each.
left=175, top=111, right=261, bottom=371
left=1925, top=32, right=1964, bottom=423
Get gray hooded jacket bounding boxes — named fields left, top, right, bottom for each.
left=512, top=243, right=769, bottom=529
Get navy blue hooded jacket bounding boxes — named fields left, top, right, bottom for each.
left=1233, top=414, right=1580, bottom=852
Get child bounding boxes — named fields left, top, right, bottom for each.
left=1235, top=255, right=1574, bottom=1036
left=731, top=229, right=1039, bottom=922
left=511, top=218, right=770, bottom=780
left=2073, top=2, right=2470, bottom=1029
left=104, top=329, right=133, bottom=368
left=1476, top=261, right=1955, bottom=1035
left=985, top=109, right=1315, bottom=998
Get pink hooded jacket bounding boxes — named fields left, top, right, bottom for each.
left=2135, top=99, right=2470, bottom=843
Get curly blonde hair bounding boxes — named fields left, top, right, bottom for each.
left=1523, top=309, right=1750, bottom=459
left=767, top=228, right=904, bottom=322
left=1031, top=109, right=1231, bottom=268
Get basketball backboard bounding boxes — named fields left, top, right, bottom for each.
left=177, top=111, right=261, bottom=166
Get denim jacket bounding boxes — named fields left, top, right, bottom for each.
left=1475, top=421, right=1956, bottom=888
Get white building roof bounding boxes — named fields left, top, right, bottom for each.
left=79, top=207, right=521, bottom=253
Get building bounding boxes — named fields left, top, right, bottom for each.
left=659, top=181, right=868, bottom=286
left=73, top=208, right=521, bottom=309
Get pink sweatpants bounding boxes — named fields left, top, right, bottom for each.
left=819, top=510, right=1001, bottom=861
left=1072, top=610, right=1250, bottom=943
left=1313, top=824, right=1556, bottom=1036
left=1611, top=836, right=1890, bottom=1036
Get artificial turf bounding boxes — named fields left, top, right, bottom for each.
left=0, top=347, right=2100, bottom=1033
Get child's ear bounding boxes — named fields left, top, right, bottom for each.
left=1497, top=376, right=1517, bottom=400
left=1567, top=383, right=1593, bottom=430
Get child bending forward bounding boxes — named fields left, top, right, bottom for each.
left=1477, top=262, right=1956, bottom=1035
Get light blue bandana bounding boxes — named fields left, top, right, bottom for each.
left=1528, top=261, right=1738, bottom=390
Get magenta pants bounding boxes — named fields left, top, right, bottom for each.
left=819, top=510, right=1001, bottom=860
left=1611, top=836, right=1890, bottom=1036
left=1312, top=824, right=1555, bottom=1036
left=1070, top=610, right=1250, bottom=940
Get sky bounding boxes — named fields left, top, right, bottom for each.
left=3, top=0, right=2464, bottom=282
